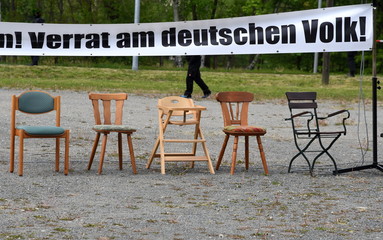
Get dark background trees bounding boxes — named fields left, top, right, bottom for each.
left=0, top=0, right=381, bottom=74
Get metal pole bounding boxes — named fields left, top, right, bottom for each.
left=313, top=0, right=322, bottom=73
left=336, top=2, right=383, bottom=174
left=132, top=0, right=140, bottom=71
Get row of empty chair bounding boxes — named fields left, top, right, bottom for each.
left=9, top=90, right=350, bottom=176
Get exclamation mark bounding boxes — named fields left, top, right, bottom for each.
left=359, top=16, right=366, bottom=42
left=15, top=32, right=22, bottom=48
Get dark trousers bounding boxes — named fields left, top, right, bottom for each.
left=184, top=72, right=210, bottom=96
left=347, top=52, right=357, bottom=76
left=31, top=56, right=40, bottom=65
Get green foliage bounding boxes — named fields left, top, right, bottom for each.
left=0, top=0, right=381, bottom=73
left=0, top=64, right=379, bottom=101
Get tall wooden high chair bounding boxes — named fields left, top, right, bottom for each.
left=146, top=96, right=215, bottom=174
left=88, top=93, right=137, bottom=175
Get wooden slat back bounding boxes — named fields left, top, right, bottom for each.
left=286, top=92, right=316, bottom=100
left=89, top=93, right=128, bottom=125
left=215, top=91, right=254, bottom=127
left=286, top=92, right=317, bottom=109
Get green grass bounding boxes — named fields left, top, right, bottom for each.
left=0, top=64, right=380, bottom=101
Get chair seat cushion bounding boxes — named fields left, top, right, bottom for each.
left=223, top=125, right=266, bottom=134
left=17, top=125, right=65, bottom=135
left=93, top=125, right=136, bottom=132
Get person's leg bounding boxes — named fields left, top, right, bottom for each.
left=347, top=52, right=356, bottom=77
left=182, top=76, right=193, bottom=97
left=31, top=56, right=39, bottom=66
left=194, top=72, right=211, bottom=97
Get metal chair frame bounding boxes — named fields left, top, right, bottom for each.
left=285, top=92, right=350, bottom=174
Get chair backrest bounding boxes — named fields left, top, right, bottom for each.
left=158, top=96, right=196, bottom=117
left=11, top=90, right=61, bottom=127
left=285, top=92, right=320, bottom=132
left=286, top=92, right=317, bottom=110
left=215, top=91, right=254, bottom=127
left=89, top=93, right=127, bottom=125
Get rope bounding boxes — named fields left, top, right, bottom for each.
left=356, top=51, right=369, bottom=166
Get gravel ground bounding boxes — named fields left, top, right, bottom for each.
left=0, top=89, right=382, bottom=240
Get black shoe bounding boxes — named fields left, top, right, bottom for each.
left=202, top=91, right=211, bottom=98
left=180, top=94, right=192, bottom=98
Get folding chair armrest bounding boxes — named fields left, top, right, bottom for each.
left=318, top=109, right=350, bottom=135
left=285, top=111, right=313, bottom=121
left=318, top=109, right=350, bottom=119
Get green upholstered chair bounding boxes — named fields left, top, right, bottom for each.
left=87, top=93, right=137, bottom=175
left=215, top=91, right=268, bottom=175
left=10, top=90, right=70, bottom=176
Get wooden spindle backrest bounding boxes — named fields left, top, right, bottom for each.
left=89, top=93, right=128, bottom=125
left=215, top=91, right=254, bottom=127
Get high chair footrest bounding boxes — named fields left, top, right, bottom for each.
left=163, top=139, right=205, bottom=143
left=164, top=156, right=208, bottom=162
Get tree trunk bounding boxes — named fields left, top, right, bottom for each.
left=322, top=52, right=330, bottom=85
left=211, top=0, right=218, bottom=19
left=172, top=0, right=183, bottom=67
left=246, top=55, right=260, bottom=70
left=322, top=0, right=334, bottom=85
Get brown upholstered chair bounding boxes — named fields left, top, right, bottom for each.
left=215, top=91, right=268, bottom=175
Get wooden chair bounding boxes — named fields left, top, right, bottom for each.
left=146, top=96, right=215, bottom=174
left=215, top=92, right=268, bottom=175
left=285, top=92, right=350, bottom=174
left=88, top=93, right=137, bottom=174
left=10, top=90, right=70, bottom=176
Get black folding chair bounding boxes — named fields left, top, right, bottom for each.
left=285, top=92, right=350, bottom=174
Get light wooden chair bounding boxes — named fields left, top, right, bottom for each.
left=88, top=93, right=137, bottom=174
left=10, top=90, right=70, bottom=176
left=146, top=96, right=215, bottom=174
left=215, top=91, right=268, bottom=175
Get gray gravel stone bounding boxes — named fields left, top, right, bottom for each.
left=0, top=89, right=382, bottom=240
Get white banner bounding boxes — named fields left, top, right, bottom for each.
left=0, top=4, right=373, bottom=56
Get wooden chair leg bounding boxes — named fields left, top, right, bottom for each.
left=18, top=134, right=24, bottom=176
left=146, top=138, right=159, bottom=169
left=216, top=135, right=229, bottom=170
left=199, top=129, right=215, bottom=174
left=98, top=133, right=108, bottom=174
left=256, top=136, right=268, bottom=175
left=245, top=136, right=249, bottom=170
left=127, top=134, right=137, bottom=174
left=55, top=138, right=60, bottom=172
left=64, top=131, right=70, bottom=175
left=10, top=134, right=15, bottom=173
left=88, top=133, right=100, bottom=170
left=118, top=133, right=123, bottom=170
left=230, top=136, right=239, bottom=175
left=159, top=139, right=166, bottom=175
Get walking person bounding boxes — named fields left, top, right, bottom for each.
left=180, top=55, right=211, bottom=98
left=347, top=51, right=357, bottom=77
left=30, top=10, right=45, bottom=66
